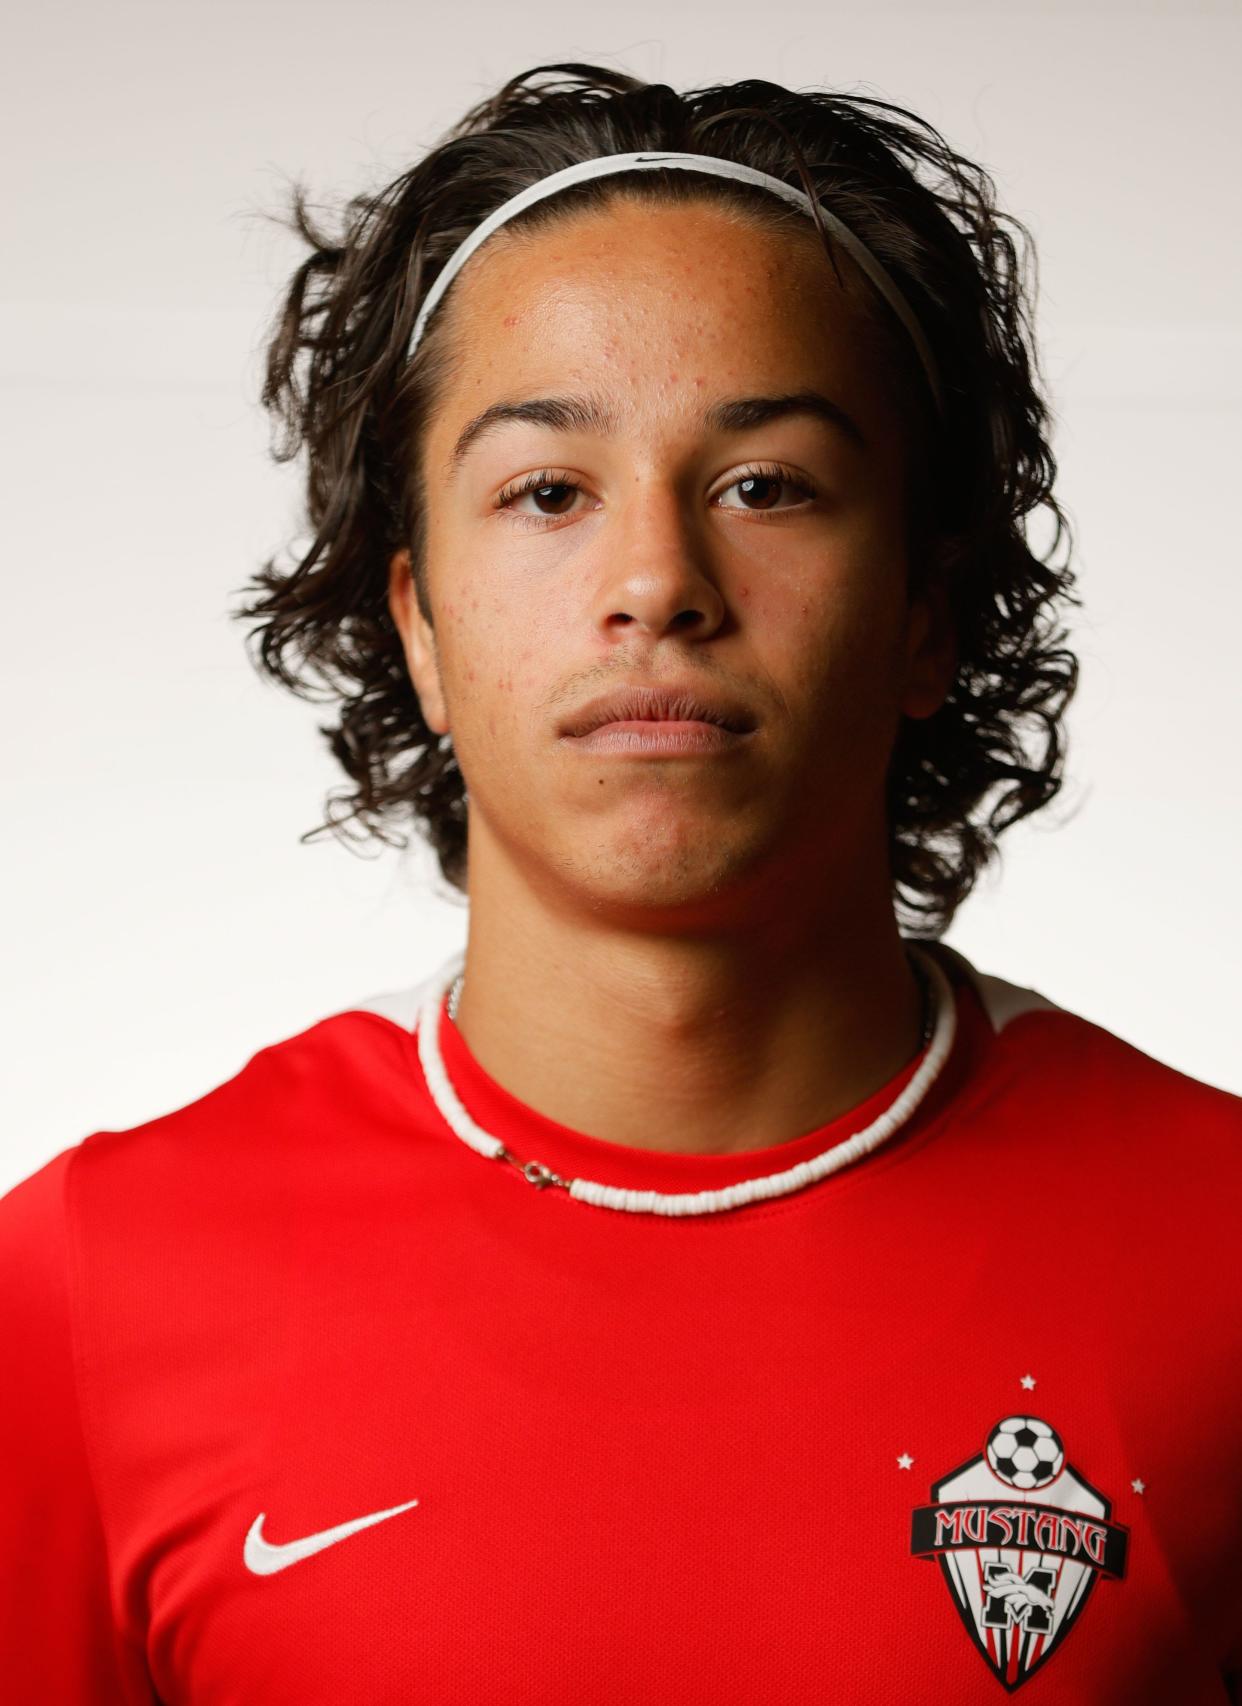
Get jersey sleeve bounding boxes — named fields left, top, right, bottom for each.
left=0, top=1145, right=157, bottom=1703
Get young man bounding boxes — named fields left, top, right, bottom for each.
left=2, top=62, right=1238, bottom=1704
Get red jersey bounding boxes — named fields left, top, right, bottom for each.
left=2, top=940, right=1239, bottom=1703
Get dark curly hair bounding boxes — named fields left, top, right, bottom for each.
left=233, top=61, right=1080, bottom=937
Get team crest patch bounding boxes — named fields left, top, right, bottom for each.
left=910, top=1415, right=1129, bottom=1692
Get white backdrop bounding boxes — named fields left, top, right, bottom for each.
left=2, top=0, right=1239, bottom=1197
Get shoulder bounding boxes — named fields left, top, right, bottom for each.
left=0, top=954, right=460, bottom=1235
left=923, top=937, right=1241, bottom=1157
left=920, top=940, right=1240, bottom=1320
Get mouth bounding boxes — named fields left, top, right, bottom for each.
left=561, top=718, right=756, bottom=756
left=559, top=684, right=758, bottom=742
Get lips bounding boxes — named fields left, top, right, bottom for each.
left=560, top=682, right=757, bottom=739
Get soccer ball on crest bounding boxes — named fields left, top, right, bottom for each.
left=985, top=1415, right=1065, bottom=1491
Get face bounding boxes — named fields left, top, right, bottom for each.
left=388, top=195, right=955, bottom=926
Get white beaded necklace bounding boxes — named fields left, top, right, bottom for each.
left=414, top=946, right=957, bottom=1216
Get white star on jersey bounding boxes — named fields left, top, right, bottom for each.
left=896, top=1453, right=914, bottom=1470
left=1132, top=1478, right=1146, bottom=1494
left=1020, top=1373, right=1037, bottom=1390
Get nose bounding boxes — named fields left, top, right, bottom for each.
left=586, top=480, right=727, bottom=641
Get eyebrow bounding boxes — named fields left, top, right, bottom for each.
left=446, top=388, right=866, bottom=474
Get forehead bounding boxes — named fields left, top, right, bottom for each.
left=422, top=195, right=896, bottom=443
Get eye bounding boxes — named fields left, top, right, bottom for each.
left=495, top=470, right=590, bottom=526
left=715, top=463, right=817, bottom=514
left=493, top=461, right=818, bottom=529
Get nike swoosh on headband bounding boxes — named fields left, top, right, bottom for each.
left=243, top=1497, right=421, bottom=1575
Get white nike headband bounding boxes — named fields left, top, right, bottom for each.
left=404, top=150, right=945, bottom=419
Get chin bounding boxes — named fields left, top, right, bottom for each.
left=545, top=824, right=775, bottom=921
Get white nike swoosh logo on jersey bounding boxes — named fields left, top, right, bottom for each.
left=243, top=1497, right=420, bottom=1575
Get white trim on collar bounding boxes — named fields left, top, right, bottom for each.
left=920, top=940, right=1060, bottom=1033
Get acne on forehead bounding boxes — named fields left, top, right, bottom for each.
left=422, top=199, right=903, bottom=468
left=444, top=200, right=855, bottom=340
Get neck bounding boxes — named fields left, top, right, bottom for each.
left=445, top=834, right=929, bottom=1160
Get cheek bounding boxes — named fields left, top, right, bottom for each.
left=438, top=578, right=559, bottom=756
left=745, top=553, right=908, bottom=718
